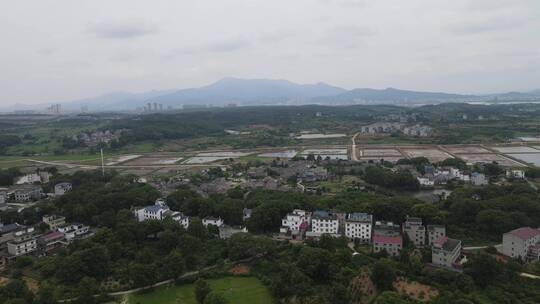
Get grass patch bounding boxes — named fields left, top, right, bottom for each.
left=128, top=276, right=274, bottom=304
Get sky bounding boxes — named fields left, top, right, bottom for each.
left=1, top=0, right=539, bottom=105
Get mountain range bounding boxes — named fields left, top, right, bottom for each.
left=2, top=78, right=540, bottom=112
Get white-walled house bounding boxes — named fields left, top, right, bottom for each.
left=506, top=170, right=525, bottom=179
left=310, top=210, right=339, bottom=235
left=417, top=177, right=434, bottom=187
left=501, top=227, right=540, bottom=262
left=202, top=217, right=224, bottom=227
left=57, top=223, right=91, bottom=242
left=345, top=213, right=372, bottom=243
left=282, top=209, right=311, bottom=232
left=134, top=199, right=190, bottom=229
left=54, top=182, right=72, bottom=195
left=432, top=236, right=462, bottom=270
left=6, top=227, right=37, bottom=257
left=134, top=199, right=170, bottom=222
left=471, top=172, right=488, bottom=186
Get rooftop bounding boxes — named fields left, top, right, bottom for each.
left=508, top=227, right=540, bottom=240
left=39, top=231, right=64, bottom=241
left=427, top=224, right=445, bottom=232
left=144, top=204, right=169, bottom=213
left=347, top=212, right=372, bottom=223
left=312, top=210, right=337, bottom=220
left=0, top=223, right=24, bottom=234
left=373, top=234, right=403, bottom=245
left=434, top=236, right=461, bottom=251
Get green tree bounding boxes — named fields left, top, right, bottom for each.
left=203, top=292, right=228, bottom=304
left=371, top=260, right=396, bottom=291
left=194, top=279, right=211, bottom=304
left=464, top=253, right=503, bottom=287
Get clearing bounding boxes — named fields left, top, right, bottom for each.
left=127, top=276, right=273, bottom=304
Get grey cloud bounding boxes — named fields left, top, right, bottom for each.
left=449, top=16, right=530, bottom=35
left=89, top=21, right=158, bottom=39
left=38, top=48, right=55, bottom=55
left=318, top=0, right=367, bottom=7
left=330, top=25, right=375, bottom=37
left=161, top=38, right=251, bottom=61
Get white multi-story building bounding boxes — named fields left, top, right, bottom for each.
left=403, top=216, right=426, bottom=247
left=417, top=177, right=434, bottom=187
left=58, top=223, right=91, bottom=242
left=506, top=170, right=525, bottom=179
left=501, top=227, right=540, bottom=262
left=345, top=213, right=372, bottom=243
left=7, top=227, right=37, bottom=256
left=42, top=215, right=66, bottom=231
left=471, top=172, right=488, bottom=186
left=202, top=217, right=224, bottom=227
left=13, top=185, right=43, bottom=202
left=310, top=210, right=339, bottom=235
left=54, top=182, right=72, bottom=195
left=134, top=199, right=171, bottom=221
left=282, top=209, right=311, bottom=232
left=0, top=190, right=6, bottom=211
left=449, top=168, right=470, bottom=182
left=432, top=236, right=461, bottom=270
left=133, top=199, right=190, bottom=229
left=427, top=225, right=446, bottom=245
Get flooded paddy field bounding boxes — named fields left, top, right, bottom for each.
left=457, top=154, right=525, bottom=167
left=401, top=148, right=453, bottom=163
left=258, top=150, right=298, bottom=158
left=491, top=146, right=540, bottom=153
left=444, top=146, right=491, bottom=154
left=507, top=153, right=540, bottom=166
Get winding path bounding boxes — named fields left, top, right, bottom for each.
left=351, top=133, right=360, bottom=161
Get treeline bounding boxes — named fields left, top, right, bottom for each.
left=363, top=166, right=420, bottom=190
left=443, top=183, right=540, bottom=241
left=0, top=168, right=22, bottom=186
left=0, top=134, right=22, bottom=154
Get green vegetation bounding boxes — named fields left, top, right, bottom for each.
left=6, top=103, right=540, bottom=157
left=0, top=168, right=539, bottom=303
left=128, top=276, right=273, bottom=304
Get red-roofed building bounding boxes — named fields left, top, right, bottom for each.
left=37, top=231, right=66, bottom=255
left=373, top=234, right=402, bottom=256
left=502, top=227, right=540, bottom=262
left=432, top=236, right=461, bottom=270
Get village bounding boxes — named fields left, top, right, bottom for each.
left=1, top=147, right=538, bottom=279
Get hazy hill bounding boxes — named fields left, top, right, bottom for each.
left=311, top=87, right=475, bottom=104
left=148, top=77, right=347, bottom=106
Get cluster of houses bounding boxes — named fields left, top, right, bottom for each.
left=15, top=171, right=50, bottom=185
left=360, top=122, right=433, bottom=137
left=413, top=164, right=527, bottom=188
left=2, top=181, right=73, bottom=205
left=192, top=161, right=331, bottom=197
left=73, top=129, right=126, bottom=145
left=416, top=165, right=481, bottom=187
left=279, top=210, right=464, bottom=271
left=0, top=215, right=92, bottom=269
left=133, top=199, right=250, bottom=240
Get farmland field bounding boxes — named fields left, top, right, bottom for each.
left=127, top=276, right=274, bottom=304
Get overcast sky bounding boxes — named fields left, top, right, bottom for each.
left=1, top=0, right=539, bottom=105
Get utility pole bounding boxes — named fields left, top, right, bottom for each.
left=100, top=148, right=105, bottom=177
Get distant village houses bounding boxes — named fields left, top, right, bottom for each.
left=360, top=122, right=433, bottom=137
left=54, top=182, right=72, bottom=195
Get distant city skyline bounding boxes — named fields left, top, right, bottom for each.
left=1, top=0, right=539, bottom=105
